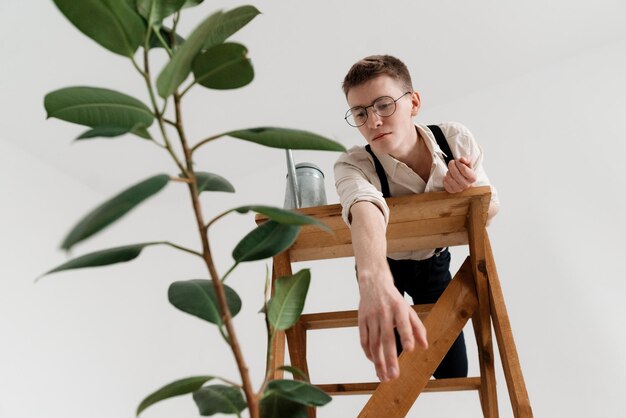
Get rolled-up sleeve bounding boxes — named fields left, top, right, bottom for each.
left=333, top=147, right=389, bottom=227
left=443, top=122, right=500, bottom=209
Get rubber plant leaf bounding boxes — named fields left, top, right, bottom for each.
left=232, top=221, right=299, bottom=262
left=156, top=5, right=260, bottom=97
left=224, top=127, right=345, bottom=152
left=234, top=205, right=329, bottom=232
left=45, top=87, right=154, bottom=135
left=192, top=43, right=254, bottom=90
left=267, top=269, right=311, bottom=330
left=192, top=385, right=246, bottom=416
left=137, top=376, right=214, bottom=415
left=60, top=174, right=170, bottom=250
left=53, top=0, right=144, bottom=57
left=168, top=279, right=242, bottom=325
left=38, top=242, right=159, bottom=280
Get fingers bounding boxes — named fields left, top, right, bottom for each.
left=367, top=321, right=388, bottom=381
left=359, top=316, right=373, bottom=361
left=381, top=319, right=399, bottom=380
left=367, top=319, right=394, bottom=382
left=456, top=158, right=477, bottom=182
left=444, top=159, right=476, bottom=193
left=409, top=309, right=429, bottom=349
left=395, top=310, right=415, bottom=352
left=443, top=171, right=464, bottom=193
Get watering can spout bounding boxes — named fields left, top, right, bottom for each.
left=285, top=150, right=300, bottom=208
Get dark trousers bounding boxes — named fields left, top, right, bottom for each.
left=387, top=249, right=468, bottom=379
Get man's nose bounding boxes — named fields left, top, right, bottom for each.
left=366, top=108, right=383, bottom=128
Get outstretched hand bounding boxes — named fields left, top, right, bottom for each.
left=443, top=157, right=477, bottom=193
left=358, top=273, right=428, bottom=382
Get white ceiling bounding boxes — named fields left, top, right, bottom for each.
left=2, top=0, right=625, bottom=195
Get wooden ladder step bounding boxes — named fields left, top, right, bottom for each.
left=316, top=377, right=481, bottom=396
left=300, top=304, right=435, bottom=330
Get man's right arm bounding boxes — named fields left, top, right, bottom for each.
left=350, top=201, right=428, bottom=382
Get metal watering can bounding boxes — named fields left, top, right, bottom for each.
left=283, top=150, right=327, bottom=209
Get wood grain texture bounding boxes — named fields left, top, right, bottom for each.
left=486, top=237, right=534, bottom=417
left=316, top=377, right=481, bottom=396
left=256, top=187, right=491, bottom=262
left=299, top=304, right=434, bottom=330
left=468, top=199, right=499, bottom=417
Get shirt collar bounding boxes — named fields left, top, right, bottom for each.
left=417, top=124, right=447, bottom=160
left=370, top=124, right=446, bottom=176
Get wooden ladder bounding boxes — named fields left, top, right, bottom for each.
left=258, top=186, right=533, bottom=417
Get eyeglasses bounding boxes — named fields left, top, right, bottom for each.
left=344, top=91, right=412, bottom=127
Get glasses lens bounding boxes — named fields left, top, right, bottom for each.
left=346, top=107, right=367, bottom=127
left=373, top=96, right=396, bottom=117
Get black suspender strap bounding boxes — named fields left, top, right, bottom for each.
left=365, top=125, right=454, bottom=257
left=365, top=144, right=391, bottom=198
left=365, top=125, right=454, bottom=199
left=427, top=124, right=454, bottom=165
left=426, top=124, right=453, bottom=256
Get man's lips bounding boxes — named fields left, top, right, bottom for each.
left=372, top=132, right=390, bottom=141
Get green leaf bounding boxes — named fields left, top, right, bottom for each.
left=225, top=127, right=345, bottom=152
left=232, top=221, right=300, bottom=263
left=131, top=125, right=152, bottom=139
left=44, top=87, right=154, bottom=133
left=61, top=174, right=170, bottom=250
left=196, top=172, right=235, bottom=193
left=137, top=375, right=214, bottom=415
left=234, top=206, right=330, bottom=232
left=192, top=385, right=246, bottom=416
left=193, top=43, right=254, bottom=90
left=260, top=392, right=307, bottom=418
left=53, top=0, right=144, bottom=57
left=267, top=380, right=331, bottom=407
left=76, top=126, right=133, bottom=139
left=183, top=0, right=204, bottom=7
left=168, top=279, right=242, bottom=325
left=137, top=0, right=186, bottom=27
left=277, top=366, right=310, bottom=382
left=267, top=270, right=310, bottom=330
left=75, top=123, right=151, bottom=140
left=156, top=5, right=260, bottom=98
left=38, top=242, right=158, bottom=280
left=148, top=26, right=185, bottom=49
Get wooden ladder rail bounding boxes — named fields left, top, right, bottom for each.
left=259, top=186, right=532, bottom=417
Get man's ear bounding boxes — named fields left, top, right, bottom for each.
left=411, top=91, right=421, bottom=116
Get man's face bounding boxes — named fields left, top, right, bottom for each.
left=346, top=75, right=419, bottom=156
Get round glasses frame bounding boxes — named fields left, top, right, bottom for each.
left=344, top=91, right=412, bottom=127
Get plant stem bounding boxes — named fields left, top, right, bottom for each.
left=152, top=28, right=172, bottom=56
left=205, top=207, right=234, bottom=230
left=179, top=80, right=197, bottom=98
left=172, top=92, right=260, bottom=418
left=138, top=35, right=187, bottom=176
left=259, top=267, right=275, bottom=397
left=190, top=133, right=223, bottom=154
left=221, top=262, right=239, bottom=283
left=160, top=241, right=203, bottom=258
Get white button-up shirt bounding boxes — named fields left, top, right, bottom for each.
left=334, top=122, right=499, bottom=260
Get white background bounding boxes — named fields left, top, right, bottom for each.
left=1, top=1, right=625, bottom=417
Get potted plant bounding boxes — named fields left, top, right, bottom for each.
left=39, top=1, right=345, bottom=417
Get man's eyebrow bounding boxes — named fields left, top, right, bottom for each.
left=349, top=96, right=381, bottom=109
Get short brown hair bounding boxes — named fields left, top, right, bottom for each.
left=342, top=55, right=413, bottom=96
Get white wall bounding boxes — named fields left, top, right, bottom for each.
left=1, top=1, right=625, bottom=417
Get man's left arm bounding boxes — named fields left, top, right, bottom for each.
left=442, top=123, right=500, bottom=222
left=444, top=157, right=499, bottom=222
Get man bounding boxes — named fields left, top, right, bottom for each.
left=334, top=55, right=499, bottom=383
